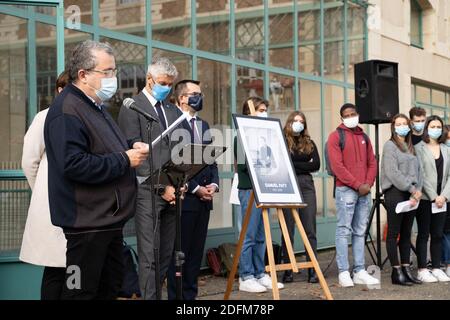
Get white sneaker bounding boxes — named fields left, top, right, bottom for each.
left=338, top=271, right=354, bottom=287
left=257, top=274, right=284, bottom=290
left=431, top=268, right=450, bottom=282
left=239, top=278, right=267, bottom=293
left=353, top=270, right=380, bottom=285
left=417, top=270, right=438, bottom=283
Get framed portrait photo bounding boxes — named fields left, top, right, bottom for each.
left=233, top=114, right=304, bottom=206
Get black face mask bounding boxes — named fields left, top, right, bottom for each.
left=188, top=95, right=203, bottom=112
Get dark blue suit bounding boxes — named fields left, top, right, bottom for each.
left=167, top=116, right=219, bottom=300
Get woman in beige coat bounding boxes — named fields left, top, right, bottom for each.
left=20, top=71, right=69, bottom=299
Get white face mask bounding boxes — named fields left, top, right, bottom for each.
left=256, top=111, right=268, bottom=118
left=88, top=77, right=118, bottom=102
left=343, top=115, right=359, bottom=129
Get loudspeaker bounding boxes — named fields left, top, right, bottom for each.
left=354, top=60, right=399, bottom=124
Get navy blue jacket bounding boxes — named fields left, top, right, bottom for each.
left=182, top=117, right=219, bottom=211
left=44, top=84, right=137, bottom=232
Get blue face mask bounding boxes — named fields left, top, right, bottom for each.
left=152, top=83, right=171, bottom=101
left=90, top=77, right=117, bottom=102
left=413, top=122, right=425, bottom=132
left=446, top=140, right=450, bottom=147
left=292, top=121, right=304, bottom=134
left=428, top=128, right=442, bottom=140
left=188, top=95, right=203, bottom=112
left=395, top=125, right=410, bottom=137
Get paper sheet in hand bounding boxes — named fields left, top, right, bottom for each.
left=431, top=202, right=447, bottom=214
left=395, top=200, right=419, bottom=214
left=229, top=173, right=240, bottom=205
left=151, top=112, right=187, bottom=148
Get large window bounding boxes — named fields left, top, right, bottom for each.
left=412, top=83, right=450, bottom=121
left=0, top=0, right=368, bottom=254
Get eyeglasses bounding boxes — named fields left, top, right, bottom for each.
left=183, top=92, right=204, bottom=98
left=88, top=68, right=117, bottom=77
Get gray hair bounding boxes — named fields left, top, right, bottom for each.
left=68, top=40, right=114, bottom=82
left=147, top=57, right=178, bottom=79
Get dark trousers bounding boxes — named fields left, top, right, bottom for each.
left=384, top=187, right=416, bottom=266
left=41, top=266, right=65, bottom=300
left=135, top=191, right=176, bottom=300
left=281, top=174, right=317, bottom=263
left=167, top=205, right=211, bottom=300
left=60, top=229, right=124, bottom=300
left=416, top=200, right=447, bottom=269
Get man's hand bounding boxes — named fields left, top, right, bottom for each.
left=161, top=185, right=176, bottom=204
left=204, top=184, right=218, bottom=200
left=125, top=148, right=149, bottom=168
left=358, top=183, right=371, bottom=196
left=195, top=186, right=212, bottom=201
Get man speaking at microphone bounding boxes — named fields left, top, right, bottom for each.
left=118, top=57, right=183, bottom=300
left=44, top=40, right=149, bottom=299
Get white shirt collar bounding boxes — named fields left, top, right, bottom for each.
left=185, top=112, right=198, bottom=122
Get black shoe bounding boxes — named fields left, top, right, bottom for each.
left=391, top=267, right=413, bottom=286
left=308, top=268, right=318, bottom=283
left=282, top=270, right=293, bottom=283
left=401, top=265, right=422, bottom=284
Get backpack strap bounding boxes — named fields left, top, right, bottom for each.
left=332, top=128, right=346, bottom=198
left=337, top=127, right=346, bottom=150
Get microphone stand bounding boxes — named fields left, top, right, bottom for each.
left=144, top=119, right=161, bottom=300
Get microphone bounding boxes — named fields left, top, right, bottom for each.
left=123, top=98, right=159, bottom=123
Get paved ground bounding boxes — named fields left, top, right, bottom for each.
left=192, top=246, right=450, bottom=300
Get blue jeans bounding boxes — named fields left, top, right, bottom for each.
left=335, top=186, right=370, bottom=274
left=443, top=233, right=450, bottom=264
left=238, top=190, right=266, bottom=280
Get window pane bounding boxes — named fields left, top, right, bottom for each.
left=314, top=177, right=324, bottom=217
left=269, top=73, right=295, bottom=120
left=235, top=0, right=264, bottom=64
left=152, top=48, right=192, bottom=82
left=347, top=3, right=365, bottom=84
left=299, top=79, right=321, bottom=156
left=269, top=2, right=294, bottom=69
left=65, top=0, right=92, bottom=28
left=236, top=66, right=264, bottom=110
left=326, top=177, right=336, bottom=216
left=0, top=12, right=27, bottom=169
left=36, top=22, right=57, bottom=112
left=298, top=0, right=320, bottom=75
left=100, top=37, right=146, bottom=121
left=197, top=58, right=231, bottom=127
left=99, top=0, right=145, bottom=37
left=209, top=178, right=232, bottom=229
left=324, top=0, right=344, bottom=81
left=410, top=0, right=421, bottom=46
left=152, top=0, right=191, bottom=47
left=197, top=0, right=230, bottom=55
left=415, top=85, right=430, bottom=104
left=432, top=89, right=446, bottom=107
left=64, top=30, right=92, bottom=65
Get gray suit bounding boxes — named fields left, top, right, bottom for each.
left=414, top=141, right=450, bottom=201
left=118, top=90, right=183, bottom=300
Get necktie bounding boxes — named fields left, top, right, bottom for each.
left=154, top=101, right=167, bottom=130
left=190, top=117, right=200, bottom=144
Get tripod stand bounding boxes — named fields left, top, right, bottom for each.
left=364, top=123, right=384, bottom=268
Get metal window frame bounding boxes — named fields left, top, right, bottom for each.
left=0, top=0, right=369, bottom=239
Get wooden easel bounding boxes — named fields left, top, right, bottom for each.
left=224, top=191, right=333, bottom=300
